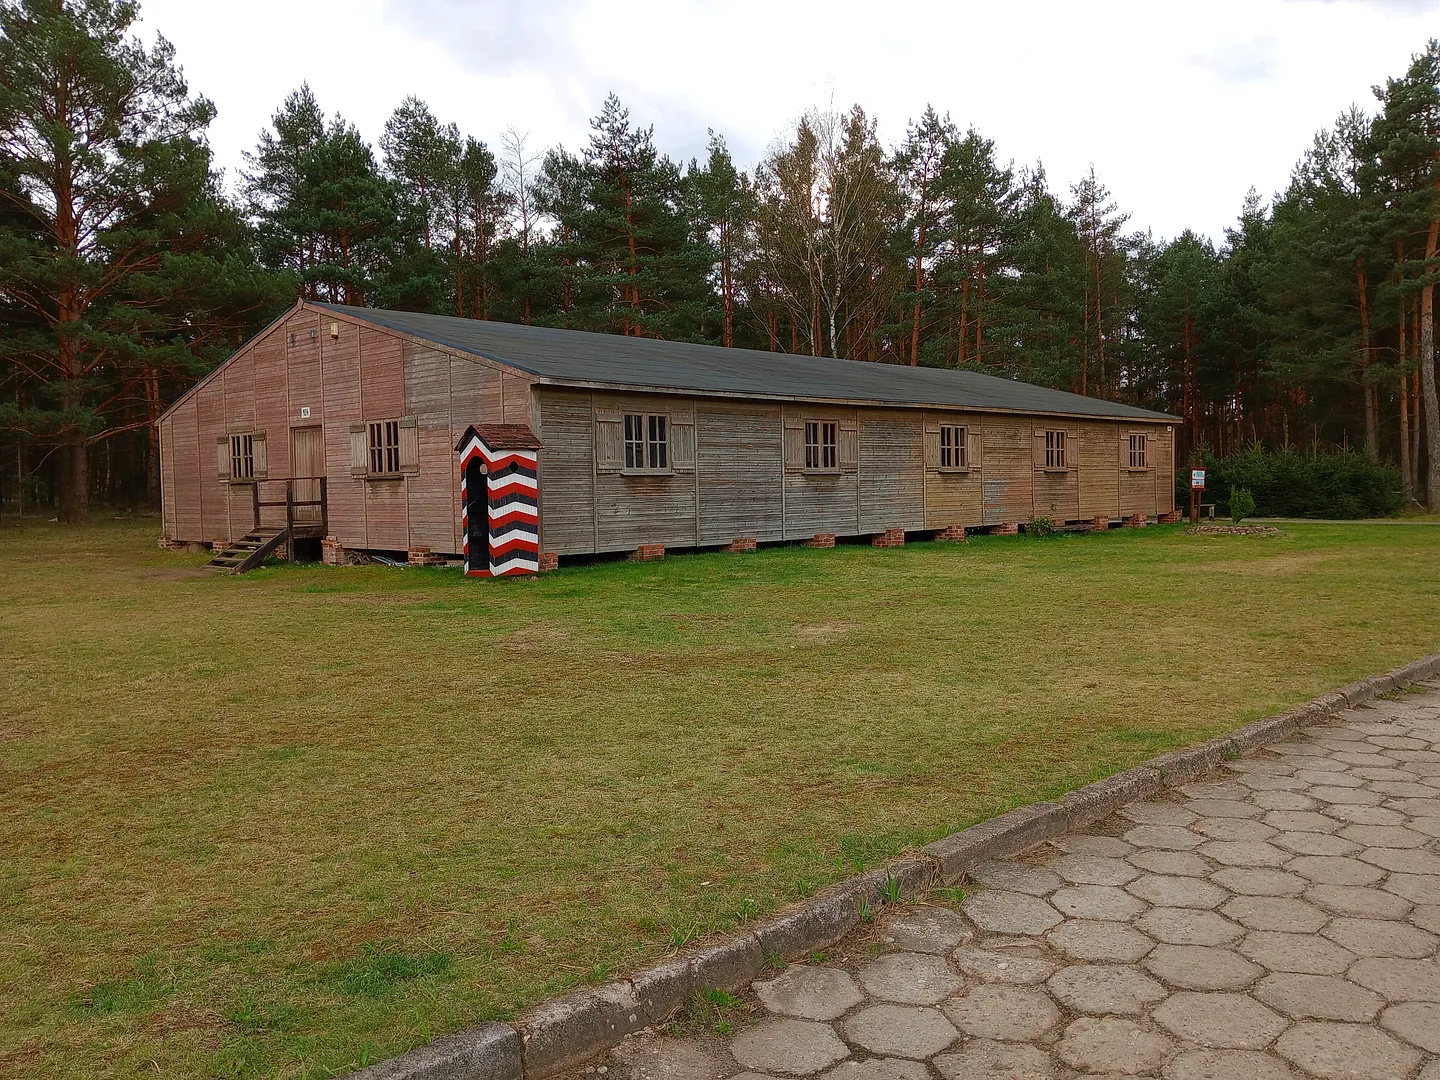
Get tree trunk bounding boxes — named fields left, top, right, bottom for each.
left=1357, top=263, right=1378, bottom=457
left=957, top=275, right=970, bottom=366
left=1401, top=291, right=1413, bottom=500
left=59, top=431, right=89, bottom=524
left=1422, top=213, right=1440, bottom=508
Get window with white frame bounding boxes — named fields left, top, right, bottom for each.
left=624, top=413, right=668, bottom=471
left=940, top=425, right=968, bottom=469
left=1044, top=429, right=1067, bottom=469
left=805, top=420, right=838, bottom=471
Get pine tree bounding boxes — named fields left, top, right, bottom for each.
left=0, top=0, right=278, bottom=523
left=893, top=106, right=954, bottom=365
left=687, top=132, right=753, bottom=348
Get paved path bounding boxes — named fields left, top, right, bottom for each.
left=599, top=683, right=1440, bottom=1080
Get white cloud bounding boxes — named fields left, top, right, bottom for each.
left=138, top=0, right=1438, bottom=242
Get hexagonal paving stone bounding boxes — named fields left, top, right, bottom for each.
left=1048, top=919, right=1154, bottom=962
left=1161, top=1048, right=1298, bottom=1080
left=821, top=1059, right=928, bottom=1080
left=1211, top=867, right=1309, bottom=896
left=1120, top=802, right=1198, bottom=827
left=731, top=1019, right=851, bottom=1076
left=1237, top=931, right=1357, bottom=975
left=1050, top=884, right=1146, bottom=921
left=1129, top=850, right=1214, bottom=877
left=1414, top=904, right=1440, bottom=933
left=933, top=1040, right=1057, bottom=1080
left=1181, top=780, right=1257, bottom=799
left=1198, top=840, right=1291, bottom=867
left=1308, top=786, right=1385, bottom=806
left=1144, top=944, right=1264, bottom=990
left=1055, top=1017, right=1173, bottom=1076
left=1270, top=832, right=1362, bottom=857
left=1263, top=810, right=1344, bottom=833
left=1321, top=917, right=1438, bottom=959
left=842, top=1005, right=958, bottom=1059
left=940, top=984, right=1060, bottom=1042
left=1048, top=854, right=1139, bottom=886
left=1342, top=957, right=1440, bottom=1002
left=753, top=965, right=864, bottom=1021
left=1338, top=824, right=1430, bottom=849
left=1379, top=1000, right=1440, bottom=1052
left=1123, top=825, right=1205, bottom=850
left=882, top=906, right=973, bottom=955
left=1253, top=791, right=1316, bottom=811
left=855, top=952, right=963, bottom=1005
left=1296, top=769, right=1364, bottom=788
left=1322, top=804, right=1406, bottom=825
left=1193, top=818, right=1280, bottom=843
left=1047, top=964, right=1168, bottom=1015
left=962, top=890, right=1062, bottom=936
left=1185, top=798, right=1264, bottom=819
left=1304, top=884, right=1413, bottom=920
left=1152, top=991, right=1289, bottom=1049
left=1127, top=873, right=1229, bottom=910
left=1135, top=907, right=1244, bottom=946
left=1254, top=973, right=1383, bottom=1021
left=1384, top=873, right=1440, bottom=904
left=1358, top=848, right=1440, bottom=876
left=1286, top=856, right=1387, bottom=886
left=968, top=861, right=1063, bottom=897
left=1276, top=1020, right=1423, bottom=1080
left=1052, top=834, right=1134, bottom=857
left=1220, top=896, right=1330, bottom=934
left=951, top=946, right=1054, bottom=985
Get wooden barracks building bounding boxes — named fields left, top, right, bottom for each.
left=157, top=301, right=1178, bottom=574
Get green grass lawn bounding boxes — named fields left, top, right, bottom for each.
left=3, top=517, right=1439, bottom=1078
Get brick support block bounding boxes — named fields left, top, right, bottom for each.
left=1091, top=516, right=1110, bottom=531
left=1157, top=510, right=1182, bottom=524
left=156, top=536, right=187, bottom=552
left=629, top=544, right=666, bottom=562
left=935, top=524, right=968, bottom=542
left=871, top=528, right=905, bottom=548
left=987, top=522, right=1019, bottom=536
left=803, top=533, right=836, bottom=549
left=321, top=537, right=359, bottom=566
left=1122, top=513, right=1147, bottom=529
left=538, top=551, right=559, bottom=572
left=724, top=536, right=757, bottom=553
left=407, top=547, right=446, bottom=567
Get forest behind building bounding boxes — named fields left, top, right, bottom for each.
left=2, top=0, right=1439, bottom=522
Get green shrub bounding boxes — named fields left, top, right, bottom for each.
left=1229, top=487, right=1256, bottom=523
left=1025, top=516, right=1056, bottom=539
left=1175, top=447, right=1402, bottom=520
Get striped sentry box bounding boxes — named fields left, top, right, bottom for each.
left=455, top=424, right=543, bottom=577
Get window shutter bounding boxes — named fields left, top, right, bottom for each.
left=969, top=428, right=982, bottom=471
left=838, top=417, right=858, bottom=472
left=670, top=413, right=696, bottom=473
left=1119, top=427, right=1131, bottom=468
left=1034, top=426, right=1048, bottom=469
left=350, top=423, right=368, bottom=477
left=216, top=435, right=230, bottom=481
left=398, top=416, right=419, bottom=473
left=783, top=416, right=805, bottom=473
left=923, top=418, right=941, bottom=470
left=252, top=431, right=268, bottom=479
left=595, top=408, right=623, bottom=473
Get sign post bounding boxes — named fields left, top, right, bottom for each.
left=1189, top=467, right=1206, bottom=525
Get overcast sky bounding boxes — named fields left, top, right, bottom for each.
left=137, top=0, right=1437, bottom=244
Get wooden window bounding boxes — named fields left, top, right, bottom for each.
left=230, top=433, right=254, bottom=481
left=219, top=431, right=266, bottom=483
left=804, top=420, right=838, bottom=472
left=1044, top=429, right=1067, bottom=470
left=351, top=418, right=417, bottom=478
left=940, top=425, right=968, bottom=469
left=1129, top=432, right=1147, bottom=469
left=623, top=412, right=669, bottom=472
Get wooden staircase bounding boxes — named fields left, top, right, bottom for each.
left=202, top=526, right=289, bottom=574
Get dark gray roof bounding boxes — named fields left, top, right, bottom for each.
left=318, top=303, right=1175, bottom=422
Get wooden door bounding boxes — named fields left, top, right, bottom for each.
left=291, top=426, right=324, bottom=524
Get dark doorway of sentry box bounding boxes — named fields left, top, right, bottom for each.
left=464, top=456, right=486, bottom=563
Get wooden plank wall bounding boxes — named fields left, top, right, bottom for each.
left=858, top=409, right=925, bottom=533
left=534, top=390, right=597, bottom=554
left=1079, top=421, right=1120, bottom=520
left=981, top=415, right=1034, bottom=526
left=698, top=399, right=783, bottom=545
left=921, top=409, right=984, bottom=530
left=781, top=403, right=860, bottom=539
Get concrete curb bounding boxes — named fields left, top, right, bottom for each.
left=347, top=650, right=1440, bottom=1080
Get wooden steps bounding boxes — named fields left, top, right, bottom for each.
left=202, top=527, right=288, bottom=574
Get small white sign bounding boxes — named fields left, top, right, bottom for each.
left=1191, top=468, right=1206, bottom=488
left=300, top=406, right=311, bottom=419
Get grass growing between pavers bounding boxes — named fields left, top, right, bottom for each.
left=2, top=516, right=1438, bottom=1077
